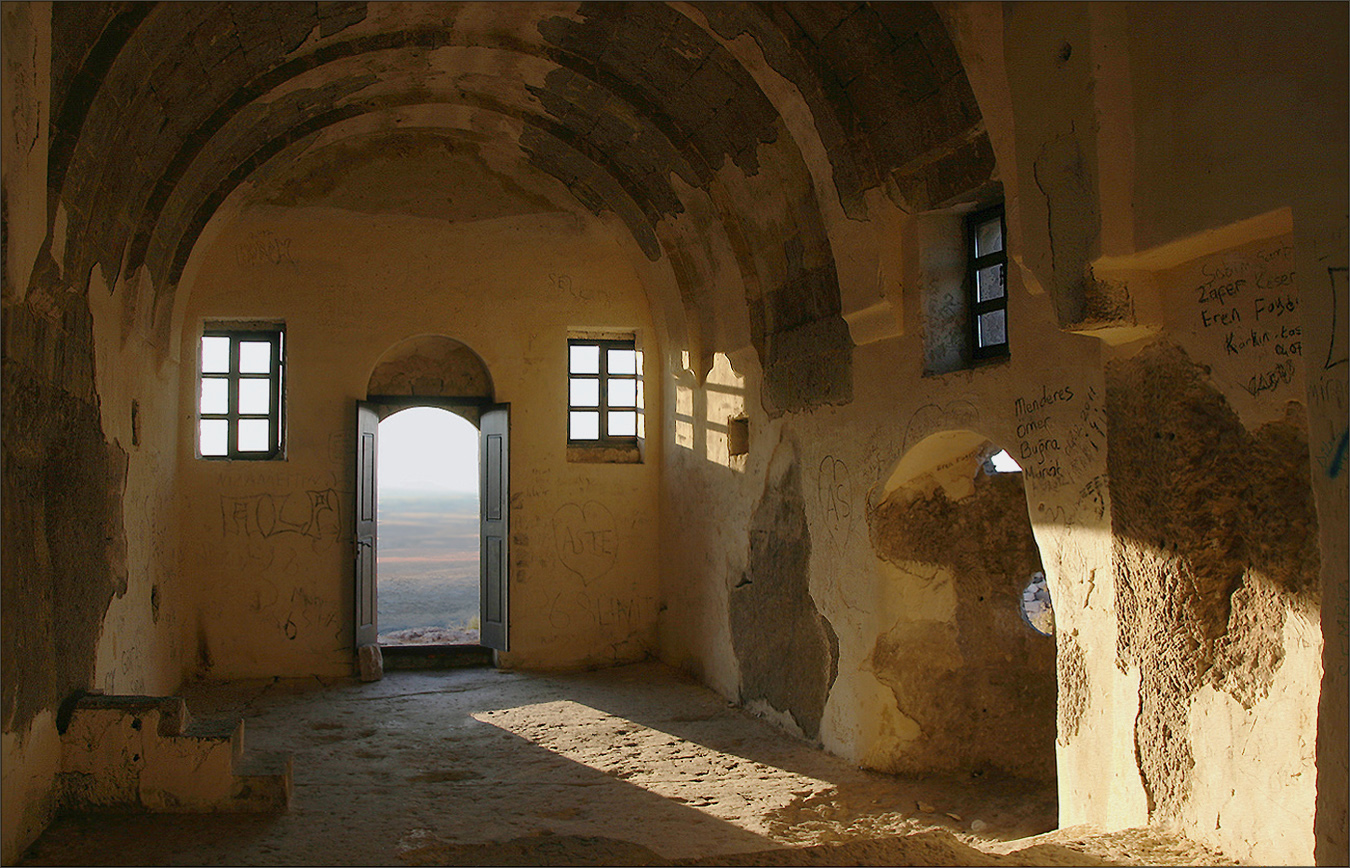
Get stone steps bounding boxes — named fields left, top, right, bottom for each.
left=57, top=694, right=291, bottom=813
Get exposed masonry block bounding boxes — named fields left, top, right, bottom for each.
left=896, top=133, right=997, bottom=212
left=783, top=2, right=861, bottom=46
left=762, top=316, right=853, bottom=415
left=58, top=695, right=291, bottom=813
left=817, top=6, right=896, bottom=88
left=317, top=1, right=368, bottom=39
left=731, top=443, right=839, bottom=740
left=916, top=19, right=964, bottom=83
left=872, top=2, right=942, bottom=47
left=49, top=2, right=121, bottom=117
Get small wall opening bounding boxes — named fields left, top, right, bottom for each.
left=376, top=406, right=481, bottom=646
left=867, top=432, right=1057, bottom=791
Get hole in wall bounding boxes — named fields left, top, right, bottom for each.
left=727, top=416, right=750, bottom=457
left=1020, top=571, right=1055, bottom=636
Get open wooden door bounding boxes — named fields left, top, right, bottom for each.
left=354, top=401, right=379, bottom=648
left=479, top=404, right=509, bottom=650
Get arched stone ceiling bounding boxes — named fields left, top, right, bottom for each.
left=44, top=1, right=994, bottom=414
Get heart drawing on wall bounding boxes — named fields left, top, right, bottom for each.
left=553, top=501, right=618, bottom=584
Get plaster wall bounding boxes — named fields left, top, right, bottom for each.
left=661, top=7, right=1340, bottom=865
left=3, top=5, right=192, bottom=861
left=658, top=227, right=1127, bottom=799
left=177, top=203, right=662, bottom=678
left=939, top=4, right=1343, bottom=860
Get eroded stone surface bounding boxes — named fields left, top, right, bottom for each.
left=730, top=439, right=838, bottom=741
left=867, top=465, right=1056, bottom=781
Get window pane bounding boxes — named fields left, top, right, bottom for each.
left=201, top=336, right=230, bottom=373
left=200, top=377, right=228, bottom=414
left=608, top=378, right=637, bottom=408
left=238, top=418, right=271, bottom=452
left=608, top=348, right=637, bottom=375
left=199, top=419, right=228, bottom=456
left=976, top=264, right=1005, bottom=302
left=975, top=216, right=1003, bottom=257
left=608, top=411, right=637, bottom=437
left=569, top=344, right=599, bottom=374
left=570, top=378, right=599, bottom=407
left=238, top=378, right=271, bottom=414
left=570, top=411, right=599, bottom=440
left=239, top=341, right=272, bottom=374
left=978, top=309, right=1007, bottom=347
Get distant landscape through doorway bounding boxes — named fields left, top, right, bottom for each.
left=377, top=406, right=481, bottom=646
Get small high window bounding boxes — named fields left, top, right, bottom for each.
left=568, top=337, right=640, bottom=445
left=968, top=204, right=1008, bottom=359
left=198, top=326, right=285, bottom=459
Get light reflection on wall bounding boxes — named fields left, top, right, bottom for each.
left=673, top=352, right=746, bottom=470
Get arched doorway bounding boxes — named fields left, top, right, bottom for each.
left=376, top=406, right=481, bottom=645
left=354, top=336, right=509, bottom=656
left=866, top=430, right=1057, bottom=790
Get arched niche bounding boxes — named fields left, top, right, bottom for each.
left=866, top=429, right=1057, bottom=784
left=367, top=335, right=494, bottom=400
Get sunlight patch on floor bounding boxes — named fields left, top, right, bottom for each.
left=473, top=700, right=834, bottom=835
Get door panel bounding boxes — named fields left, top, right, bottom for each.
left=354, top=401, right=379, bottom=648
left=480, top=404, right=509, bottom=651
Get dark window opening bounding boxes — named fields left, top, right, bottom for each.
left=568, top=337, right=640, bottom=446
left=198, top=326, right=285, bottom=459
left=969, top=204, right=1008, bottom=360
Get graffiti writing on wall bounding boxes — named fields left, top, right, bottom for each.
left=553, top=501, right=617, bottom=583
left=549, top=272, right=610, bottom=304
left=817, top=455, right=853, bottom=551
left=234, top=230, right=296, bottom=267
left=221, top=489, right=340, bottom=541
left=548, top=589, right=654, bottom=632
left=1172, top=236, right=1303, bottom=399
left=1012, top=383, right=1106, bottom=491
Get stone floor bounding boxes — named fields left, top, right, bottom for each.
left=19, top=660, right=1233, bottom=866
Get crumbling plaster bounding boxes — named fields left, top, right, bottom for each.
left=2, top=3, right=1346, bottom=866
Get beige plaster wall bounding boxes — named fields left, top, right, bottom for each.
left=86, top=266, right=194, bottom=700
left=3, top=5, right=192, bottom=861
left=658, top=221, right=1124, bottom=786
left=662, top=5, right=1342, bottom=866
left=176, top=204, right=662, bottom=678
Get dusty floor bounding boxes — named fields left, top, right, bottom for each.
left=20, top=661, right=1233, bottom=866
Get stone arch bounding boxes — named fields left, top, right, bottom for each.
left=865, top=428, right=1057, bottom=782
left=366, top=335, right=494, bottom=400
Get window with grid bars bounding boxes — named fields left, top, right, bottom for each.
left=969, top=204, right=1009, bottom=359
left=567, top=338, right=640, bottom=445
left=198, top=327, right=285, bottom=459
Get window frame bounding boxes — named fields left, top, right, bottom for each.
left=967, top=203, right=1009, bottom=361
left=566, top=336, right=640, bottom=448
left=198, top=325, right=286, bottom=460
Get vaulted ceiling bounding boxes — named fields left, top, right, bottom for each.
left=45, top=1, right=995, bottom=411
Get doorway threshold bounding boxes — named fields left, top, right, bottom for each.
left=380, top=644, right=495, bottom=670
